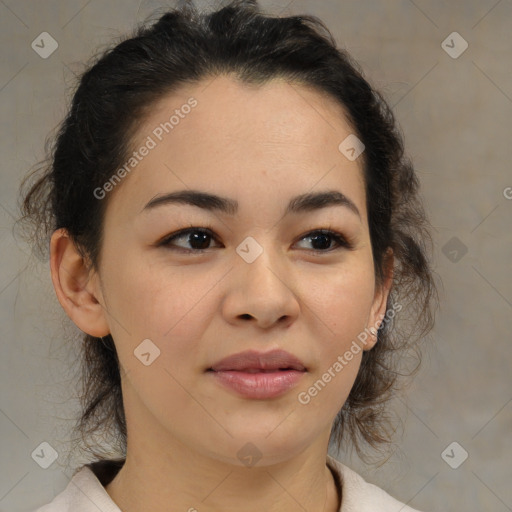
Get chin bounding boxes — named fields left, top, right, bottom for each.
left=202, top=428, right=316, bottom=468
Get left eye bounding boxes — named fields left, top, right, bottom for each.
left=295, top=229, right=351, bottom=252
left=159, top=228, right=351, bottom=253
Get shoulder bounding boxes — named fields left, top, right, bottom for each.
left=326, top=454, right=425, bottom=512
left=31, top=463, right=122, bottom=512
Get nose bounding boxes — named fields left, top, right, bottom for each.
left=221, top=246, right=300, bottom=330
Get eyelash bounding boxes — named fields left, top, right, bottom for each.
left=157, top=225, right=354, bottom=254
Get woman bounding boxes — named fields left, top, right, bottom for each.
left=20, top=1, right=437, bottom=510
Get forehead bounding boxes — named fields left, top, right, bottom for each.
left=105, top=74, right=367, bottom=221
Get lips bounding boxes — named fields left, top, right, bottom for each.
left=207, top=349, right=307, bottom=399
left=207, top=348, right=307, bottom=373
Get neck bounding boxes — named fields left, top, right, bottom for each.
left=104, top=436, right=340, bottom=512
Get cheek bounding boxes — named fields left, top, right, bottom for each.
left=102, top=254, right=219, bottom=369
left=299, top=261, right=375, bottom=406
left=103, top=261, right=217, bottom=422
left=305, top=258, right=376, bottom=337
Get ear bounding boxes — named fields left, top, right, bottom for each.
left=49, top=228, right=110, bottom=338
left=363, top=248, right=394, bottom=351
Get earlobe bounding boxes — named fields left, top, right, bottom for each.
left=363, top=248, right=394, bottom=351
left=49, top=228, right=110, bottom=338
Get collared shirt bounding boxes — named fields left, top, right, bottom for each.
left=33, top=454, right=423, bottom=512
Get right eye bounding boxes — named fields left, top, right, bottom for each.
left=158, top=227, right=222, bottom=253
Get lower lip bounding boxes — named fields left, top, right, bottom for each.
left=208, top=370, right=305, bottom=399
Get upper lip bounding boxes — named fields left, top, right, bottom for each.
left=208, top=349, right=307, bottom=372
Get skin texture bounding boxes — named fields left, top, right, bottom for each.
left=50, top=74, right=393, bottom=512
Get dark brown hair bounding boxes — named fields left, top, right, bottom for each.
left=18, top=0, right=438, bottom=465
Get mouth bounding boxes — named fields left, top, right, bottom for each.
left=206, top=367, right=303, bottom=373
left=206, top=349, right=307, bottom=399
left=207, top=368, right=306, bottom=399
left=207, top=348, right=307, bottom=373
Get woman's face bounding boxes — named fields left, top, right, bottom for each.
left=91, top=75, right=391, bottom=465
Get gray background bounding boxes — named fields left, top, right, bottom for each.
left=1, top=0, right=511, bottom=510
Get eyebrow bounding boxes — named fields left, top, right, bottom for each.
left=141, top=189, right=361, bottom=219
